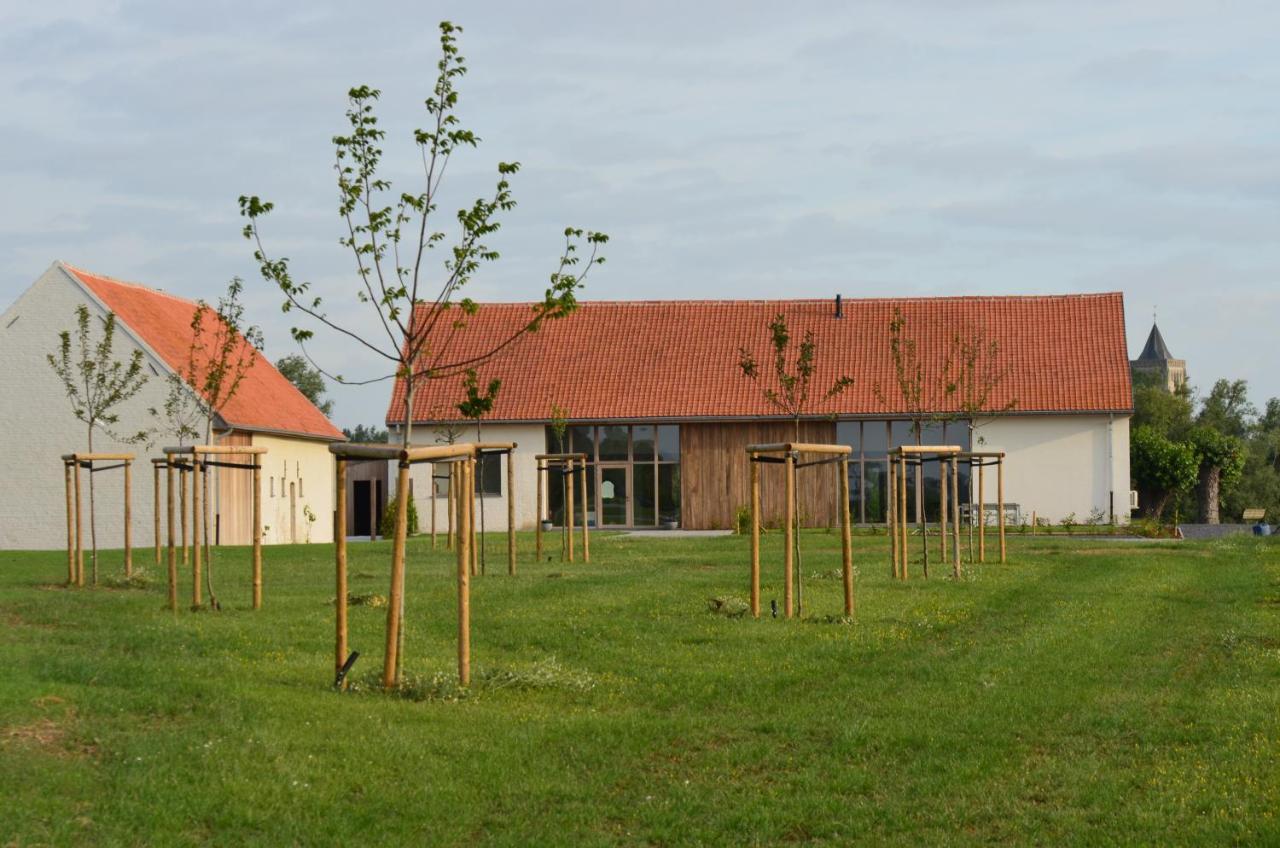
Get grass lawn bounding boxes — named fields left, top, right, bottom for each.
left=2, top=529, right=1279, bottom=846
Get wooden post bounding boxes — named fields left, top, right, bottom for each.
left=566, top=459, right=575, bottom=564
left=335, top=459, right=348, bottom=687
left=939, top=458, right=948, bottom=564
left=998, top=455, right=1006, bottom=564
left=123, top=459, right=132, bottom=578
left=783, top=451, right=795, bottom=618
left=887, top=454, right=897, bottom=578
left=252, top=455, right=262, bottom=610
left=470, top=471, right=479, bottom=577
left=64, top=462, right=75, bottom=585
left=369, top=475, right=378, bottom=542
left=951, top=457, right=961, bottom=579
left=192, top=458, right=202, bottom=608
left=978, top=461, right=986, bottom=564
left=1031, top=510, right=1037, bottom=536
left=579, top=454, right=590, bottom=563
left=749, top=452, right=760, bottom=618
left=180, top=465, right=189, bottom=566
left=457, top=455, right=473, bottom=686
left=153, top=463, right=161, bottom=567
left=447, top=463, right=456, bottom=550
left=73, top=459, right=84, bottom=586
left=839, top=456, right=853, bottom=617
left=917, top=458, right=928, bottom=580
left=535, top=462, right=543, bottom=562
left=166, top=460, right=177, bottom=611
left=430, top=466, right=438, bottom=549
left=383, top=460, right=412, bottom=689
left=507, top=451, right=516, bottom=576
left=899, top=455, right=909, bottom=580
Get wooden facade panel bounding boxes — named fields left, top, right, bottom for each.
left=680, top=421, right=839, bottom=530
left=215, top=431, right=255, bottom=546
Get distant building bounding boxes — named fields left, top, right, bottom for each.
left=1130, top=322, right=1187, bottom=393
left=386, top=293, right=1134, bottom=529
left=0, top=262, right=344, bottom=550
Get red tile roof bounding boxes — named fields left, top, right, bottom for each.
left=64, top=264, right=343, bottom=440
left=387, top=293, right=1132, bottom=424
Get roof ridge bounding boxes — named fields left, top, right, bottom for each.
left=410, top=291, right=1124, bottom=309
left=61, top=262, right=202, bottom=309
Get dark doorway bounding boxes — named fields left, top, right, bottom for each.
left=353, top=480, right=384, bottom=537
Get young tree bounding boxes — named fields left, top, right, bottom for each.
left=276, top=354, right=334, bottom=416
left=181, top=279, right=264, bottom=610
left=872, top=307, right=934, bottom=535
left=738, top=312, right=853, bottom=613
left=738, top=313, right=854, bottom=441
left=240, top=22, right=606, bottom=687
left=48, top=305, right=149, bottom=585
left=457, top=368, right=500, bottom=573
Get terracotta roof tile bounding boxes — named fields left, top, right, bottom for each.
left=388, top=293, right=1133, bottom=424
left=65, top=264, right=343, bottom=440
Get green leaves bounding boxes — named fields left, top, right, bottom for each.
left=47, top=304, right=149, bottom=447
left=738, top=312, right=853, bottom=430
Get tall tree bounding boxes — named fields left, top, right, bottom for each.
left=1189, top=426, right=1245, bottom=524
left=343, top=424, right=389, bottom=443
left=48, top=305, right=149, bottom=584
left=1131, top=424, right=1199, bottom=520
left=276, top=354, right=334, bottom=416
left=240, top=21, right=606, bottom=686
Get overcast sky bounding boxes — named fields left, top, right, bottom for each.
left=3, top=1, right=1277, bottom=428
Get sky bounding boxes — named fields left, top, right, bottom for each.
left=2, top=1, right=1278, bottom=429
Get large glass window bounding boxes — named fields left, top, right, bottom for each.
left=542, top=423, right=680, bottom=527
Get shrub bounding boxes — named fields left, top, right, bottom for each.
left=380, top=494, right=419, bottom=537
left=1060, top=512, right=1077, bottom=535
left=733, top=505, right=752, bottom=535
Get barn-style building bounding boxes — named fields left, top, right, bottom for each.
left=0, top=262, right=343, bottom=550
left=387, top=293, right=1134, bottom=531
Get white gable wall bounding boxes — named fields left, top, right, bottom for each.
left=978, top=413, right=1131, bottom=525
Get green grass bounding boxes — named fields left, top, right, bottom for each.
left=2, top=530, right=1279, bottom=845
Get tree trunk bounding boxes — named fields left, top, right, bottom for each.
left=476, top=421, right=485, bottom=576
left=1197, top=465, right=1222, bottom=524
left=202, top=417, right=221, bottom=610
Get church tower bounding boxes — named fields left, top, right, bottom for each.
left=1130, top=322, right=1187, bottom=393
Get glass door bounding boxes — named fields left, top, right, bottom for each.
left=598, top=465, right=630, bottom=527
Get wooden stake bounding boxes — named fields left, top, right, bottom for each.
left=123, top=459, right=132, bottom=578
left=153, top=464, right=161, bottom=567
left=998, top=456, right=1006, bottom=564
left=749, top=452, right=760, bottom=618
left=918, top=458, right=928, bottom=580
left=839, top=456, right=854, bottom=617
left=1031, top=510, right=1037, bottom=536
left=430, top=466, right=438, bottom=550
left=978, top=461, right=986, bottom=564
left=951, top=457, right=961, bottom=579
left=470, top=475, right=479, bottom=577
left=898, top=455, right=909, bottom=580
left=64, top=462, right=75, bottom=585
left=180, top=466, right=189, bottom=566
left=370, top=474, right=378, bottom=543
left=192, top=459, right=202, bottom=608
left=166, top=460, right=177, bottom=612
left=73, top=460, right=84, bottom=587
left=887, top=454, right=897, bottom=578
left=507, top=451, right=516, bottom=576
left=580, top=454, right=590, bottom=563
left=252, top=455, right=262, bottom=609
left=447, top=463, right=456, bottom=550
left=535, top=461, right=543, bottom=562
left=457, top=456, right=472, bottom=686
left=383, top=460, right=412, bottom=690
left=335, top=459, right=348, bottom=687
left=566, top=459, right=575, bottom=564
left=783, top=451, right=795, bottom=618
left=940, top=459, right=948, bottom=563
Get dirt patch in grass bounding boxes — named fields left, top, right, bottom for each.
left=2, top=708, right=97, bottom=760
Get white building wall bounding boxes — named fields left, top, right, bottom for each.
left=391, top=423, right=547, bottom=533
left=255, top=434, right=336, bottom=545
left=977, top=414, right=1131, bottom=525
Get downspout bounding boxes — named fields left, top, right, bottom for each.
left=1107, top=413, right=1115, bottom=524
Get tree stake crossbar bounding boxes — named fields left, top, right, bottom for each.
left=61, top=452, right=135, bottom=587
left=161, top=445, right=267, bottom=612
left=746, top=442, right=854, bottom=620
